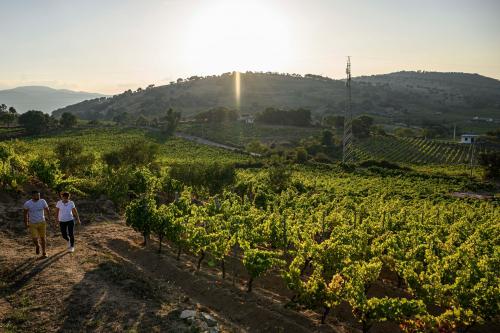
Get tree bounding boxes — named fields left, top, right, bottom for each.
left=255, top=108, right=311, bottom=127
left=103, top=139, right=159, bottom=169
left=0, top=111, right=17, bottom=127
left=352, top=115, right=374, bottom=138
left=54, top=140, right=95, bottom=176
left=321, top=130, right=334, bottom=147
left=8, top=106, right=16, bottom=114
left=194, top=107, right=238, bottom=123
left=60, top=112, right=77, bottom=128
left=0, top=104, right=6, bottom=113
left=479, top=152, right=500, bottom=180
left=323, top=115, right=344, bottom=129
left=159, top=108, right=180, bottom=136
left=18, top=110, right=54, bottom=135
left=113, top=112, right=132, bottom=125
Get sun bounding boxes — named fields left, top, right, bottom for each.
left=182, top=0, right=293, bottom=74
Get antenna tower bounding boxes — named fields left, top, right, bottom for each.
left=343, top=56, right=354, bottom=163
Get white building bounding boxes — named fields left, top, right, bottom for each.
left=460, top=134, right=479, bottom=144
left=239, top=114, right=255, bottom=124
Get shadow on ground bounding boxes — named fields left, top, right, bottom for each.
left=57, top=257, right=189, bottom=333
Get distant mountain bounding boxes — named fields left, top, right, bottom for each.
left=52, top=71, right=500, bottom=132
left=0, top=86, right=106, bottom=113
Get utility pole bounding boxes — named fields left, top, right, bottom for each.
left=342, top=56, right=354, bottom=163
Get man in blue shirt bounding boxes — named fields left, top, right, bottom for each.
left=23, top=190, right=51, bottom=258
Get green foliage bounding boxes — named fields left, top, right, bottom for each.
left=103, top=139, right=159, bottom=169
left=394, top=127, right=418, bottom=137
left=194, top=107, right=238, bottom=123
left=352, top=115, right=374, bottom=138
left=255, top=107, right=311, bottom=127
left=18, top=110, right=56, bottom=135
left=246, top=140, right=268, bottom=154
left=0, top=111, right=17, bottom=127
left=159, top=108, right=180, bottom=137
left=321, top=130, right=334, bottom=146
left=478, top=151, right=500, bottom=179
left=54, top=140, right=95, bottom=176
left=60, top=112, right=78, bottom=128
left=125, top=195, right=157, bottom=240
left=28, top=157, right=61, bottom=187
left=169, top=163, right=236, bottom=194
left=0, top=143, right=27, bottom=190
left=242, top=248, right=284, bottom=292
left=267, top=166, right=291, bottom=192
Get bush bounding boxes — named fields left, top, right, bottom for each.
left=103, top=139, right=159, bottom=169
left=54, top=140, right=95, bottom=176
left=358, top=160, right=408, bottom=170
left=479, top=152, right=500, bottom=180
left=28, top=157, right=61, bottom=187
left=313, top=152, right=333, bottom=164
left=169, top=163, right=236, bottom=194
left=60, top=112, right=77, bottom=128
left=18, top=110, right=56, bottom=135
left=267, top=166, right=291, bottom=192
left=294, top=147, right=309, bottom=163
left=0, top=144, right=27, bottom=190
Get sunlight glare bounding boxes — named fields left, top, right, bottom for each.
left=182, top=0, right=293, bottom=74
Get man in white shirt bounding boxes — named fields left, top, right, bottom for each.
left=23, top=190, right=51, bottom=258
left=55, top=192, right=81, bottom=253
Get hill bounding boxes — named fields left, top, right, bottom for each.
left=0, top=86, right=106, bottom=113
left=52, top=71, right=500, bottom=132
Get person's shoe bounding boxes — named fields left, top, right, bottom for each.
left=69, top=247, right=75, bottom=253
left=35, top=245, right=40, bottom=255
left=67, top=240, right=71, bottom=249
left=41, top=253, right=48, bottom=258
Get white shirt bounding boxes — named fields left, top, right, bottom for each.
left=56, top=200, right=76, bottom=222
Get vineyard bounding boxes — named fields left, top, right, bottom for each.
left=124, top=165, right=500, bottom=333
left=1, top=127, right=499, bottom=332
left=355, top=137, right=491, bottom=165
left=177, top=122, right=322, bottom=147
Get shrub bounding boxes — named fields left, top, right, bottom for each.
left=479, top=152, right=500, bottom=180
left=54, top=140, right=95, bottom=176
left=103, top=139, right=159, bottom=169
left=169, top=163, right=236, bottom=194
left=28, top=157, right=61, bottom=187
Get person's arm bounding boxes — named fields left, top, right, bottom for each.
left=72, top=207, right=81, bottom=225
left=23, top=208, right=29, bottom=228
left=44, top=207, right=51, bottom=223
left=54, top=207, right=60, bottom=224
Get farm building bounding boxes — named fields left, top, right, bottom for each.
left=239, top=114, right=255, bottom=124
left=460, top=134, right=479, bottom=144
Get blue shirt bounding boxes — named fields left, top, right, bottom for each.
left=23, top=199, right=48, bottom=223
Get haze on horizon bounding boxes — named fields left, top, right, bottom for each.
left=1, top=0, right=499, bottom=95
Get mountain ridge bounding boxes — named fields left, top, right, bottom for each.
left=40, top=71, right=500, bottom=131
left=0, top=86, right=107, bottom=113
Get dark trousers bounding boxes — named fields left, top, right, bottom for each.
left=59, top=220, right=75, bottom=247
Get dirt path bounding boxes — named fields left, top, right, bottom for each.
left=0, top=221, right=345, bottom=333
left=174, top=132, right=261, bottom=157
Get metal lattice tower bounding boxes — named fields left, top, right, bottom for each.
left=342, top=56, right=354, bottom=163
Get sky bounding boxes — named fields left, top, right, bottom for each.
left=1, top=0, right=499, bottom=94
